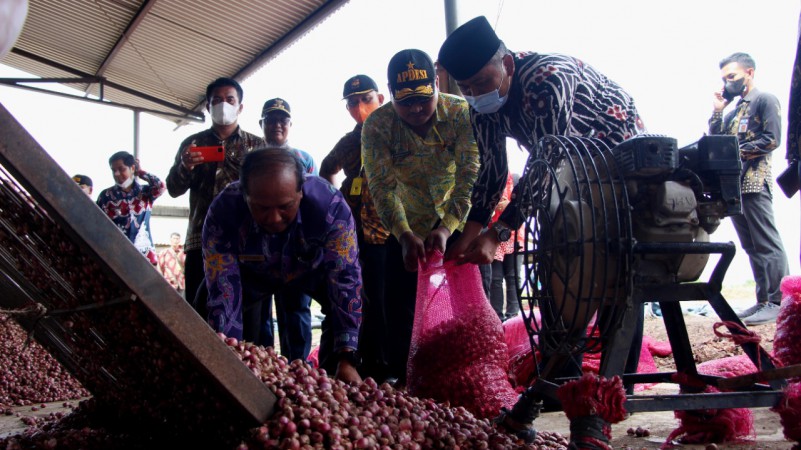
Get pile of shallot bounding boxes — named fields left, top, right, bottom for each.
left=232, top=335, right=566, bottom=449
left=1, top=335, right=569, bottom=449
left=0, top=315, right=88, bottom=407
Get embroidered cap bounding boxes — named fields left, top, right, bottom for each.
left=438, top=16, right=502, bottom=80
left=387, top=49, right=436, bottom=104
left=343, top=74, right=379, bottom=99
left=72, top=174, right=93, bottom=187
left=261, top=98, right=291, bottom=118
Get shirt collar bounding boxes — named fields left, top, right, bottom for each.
left=209, top=125, right=245, bottom=141
left=740, top=87, right=759, bottom=104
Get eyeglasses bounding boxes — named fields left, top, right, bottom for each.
left=260, top=116, right=291, bottom=126
left=346, top=93, right=376, bottom=109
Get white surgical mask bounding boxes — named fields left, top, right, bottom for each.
left=464, top=67, right=509, bottom=114
left=116, top=176, right=134, bottom=190
left=210, top=102, right=239, bottom=126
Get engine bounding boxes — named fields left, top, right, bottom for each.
left=612, top=134, right=742, bottom=284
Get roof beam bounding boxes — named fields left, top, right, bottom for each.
left=94, top=0, right=159, bottom=78
left=8, top=48, right=204, bottom=121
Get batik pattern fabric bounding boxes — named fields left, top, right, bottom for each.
left=362, top=93, right=480, bottom=239
left=202, top=176, right=362, bottom=352
left=468, top=52, right=646, bottom=229
left=96, top=172, right=165, bottom=264
left=165, top=127, right=265, bottom=252
left=158, top=247, right=186, bottom=291
left=709, top=88, right=781, bottom=194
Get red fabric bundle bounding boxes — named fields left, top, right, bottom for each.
left=557, top=373, right=628, bottom=423
left=407, top=253, right=518, bottom=419
left=557, top=374, right=627, bottom=450
left=776, top=276, right=801, bottom=370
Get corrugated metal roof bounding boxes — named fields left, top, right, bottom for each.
left=0, top=0, right=349, bottom=123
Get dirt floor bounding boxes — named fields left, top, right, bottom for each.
left=543, top=313, right=791, bottom=449
left=1, top=284, right=797, bottom=448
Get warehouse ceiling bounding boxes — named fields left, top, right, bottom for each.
left=0, top=0, right=349, bottom=123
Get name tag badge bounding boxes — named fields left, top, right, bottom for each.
left=238, top=254, right=265, bottom=263
left=350, top=177, right=363, bottom=196
left=738, top=118, right=749, bottom=133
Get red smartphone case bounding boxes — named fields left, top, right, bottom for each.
left=195, top=145, right=224, bottom=162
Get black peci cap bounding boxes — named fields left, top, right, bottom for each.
left=438, top=16, right=502, bottom=81
left=387, top=49, right=436, bottom=103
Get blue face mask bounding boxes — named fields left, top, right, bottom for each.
left=464, top=68, right=509, bottom=114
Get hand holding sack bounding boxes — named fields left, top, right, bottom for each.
left=407, top=252, right=518, bottom=419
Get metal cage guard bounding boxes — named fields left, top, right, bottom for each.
left=501, top=134, right=786, bottom=436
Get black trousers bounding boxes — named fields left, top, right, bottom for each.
left=382, top=231, right=462, bottom=383
left=731, top=188, right=789, bottom=305
left=357, top=241, right=389, bottom=380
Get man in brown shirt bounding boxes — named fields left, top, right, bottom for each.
left=166, top=77, right=264, bottom=330
left=321, top=74, right=392, bottom=381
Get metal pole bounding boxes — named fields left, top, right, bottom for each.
left=133, top=109, right=140, bottom=159
left=441, top=0, right=461, bottom=95
left=444, top=0, right=459, bottom=35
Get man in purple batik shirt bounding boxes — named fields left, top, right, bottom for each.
left=202, top=148, right=362, bottom=383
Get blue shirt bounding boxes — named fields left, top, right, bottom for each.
left=291, top=147, right=319, bottom=176
left=202, top=176, right=362, bottom=352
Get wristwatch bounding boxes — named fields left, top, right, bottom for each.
left=338, top=350, right=362, bottom=367
left=491, top=222, right=512, bottom=242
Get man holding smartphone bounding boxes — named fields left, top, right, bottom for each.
left=709, top=52, right=789, bottom=326
left=166, top=77, right=264, bottom=331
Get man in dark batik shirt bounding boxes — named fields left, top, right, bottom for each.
left=437, top=16, right=646, bottom=265
left=437, top=16, right=646, bottom=414
left=709, top=52, right=789, bottom=326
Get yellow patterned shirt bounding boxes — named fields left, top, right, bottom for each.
left=362, top=93, right=480, bottom=239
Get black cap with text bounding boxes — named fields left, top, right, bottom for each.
left=387, top=49, right=436, bottom=104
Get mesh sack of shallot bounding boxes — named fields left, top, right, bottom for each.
left=407, top=252, right=519, bottom=419
left=776, top=275, right=801, bottom=370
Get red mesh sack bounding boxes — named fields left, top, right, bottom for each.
left=307, top=345, right=320, bottom=369
left=407, top=252, right=518, bottom=419
left=776, top=276, right=801, bottom=370
left=504, top=312, right=541, bottom=389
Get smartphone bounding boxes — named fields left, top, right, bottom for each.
left=194, top=145, right=224, bottom=162
left=721, top=85, right=736, bottom=102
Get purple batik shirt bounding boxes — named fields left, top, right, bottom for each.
left=202, top=176, right=362, bottom=352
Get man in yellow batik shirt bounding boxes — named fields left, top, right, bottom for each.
left=362, top=48, right=479, bottom=384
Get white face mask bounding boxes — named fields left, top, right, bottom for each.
left=210, top=102, right=239, bottom=126
left=464, top=67, right=509, bottom=115
left=116, top=176, right=134, bottom=190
